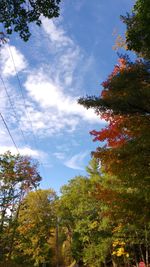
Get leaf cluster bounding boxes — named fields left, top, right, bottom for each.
left=0, top=0, right=61, bottom=41
left=121, top=0, right=150, bottom=59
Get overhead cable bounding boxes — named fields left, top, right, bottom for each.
left=0, top=112, right=19, bottom=154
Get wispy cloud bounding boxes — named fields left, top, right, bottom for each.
left=42, top=18, right=73, bottom=49
left=53, top=152, right=66, bottom=160
left=0, top=126, right=44, bottom=158
left=41, top=18, right=81, bottom=88
left=0, top=145, right=42, bottom=158
left=64, top=152, right=89, bottom=170
left=24, top=69, right=101, bottom=125
left=0, top=44, right=27, bottom=77
left=0, top=18, right=102, bottom=138
left=0, top=17, right=103, bottom=170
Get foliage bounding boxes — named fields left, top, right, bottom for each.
left=79, top=58, right=150, bottom=117
left=0, top=0, right=61, bottom=41
left=0, top=151, right=41, bottom=262
left=121, top=0, right=150, bottom=59
left=0, top=32, right=7, bottom=46
left=79, top=58, right=150, bottom=179
left=16, top=189, right=56, bottom=266
left=79, top=55, right=150, bottom=265
left=58, top=168, right=113, bottom=266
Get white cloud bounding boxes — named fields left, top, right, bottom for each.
left=64, top=152, right=89, bottom=170
left=0, top=18, right=103, bottom=139
left=0, top=145, right=43, bottom=158
left=0, top=125, right=45, bottom=160
left=22, top=69, right=102, bottom=136
left=42, top=18, right=73, bottom=48
left=53, top=152, right=66, bottom=160
left=41, top=18, right=81, bottom=89
left=25, top=70, right=100, bottom=119
left=0, top=44, right=27, bottom=77
left=0, top=15, right=104, bottom=164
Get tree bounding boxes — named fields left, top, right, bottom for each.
left=0, top=0, right=61, bottom=41
left=0, top=151, right=41, bottom=262
left=79, top=58, right=150, bottom=185
left=58, top=173, right=113, bottom=267
left=79, top=57, right=150, bottom=265
left=16, top=189, right=57, bottom=266
left=78, top=1, right=150, bottom=265
left=121, top=0, right=150, bottom=59
left=79, top=58, right=150, bottom=116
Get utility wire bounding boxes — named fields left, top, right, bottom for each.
left=0, top=112, right=19, bottom=154
left=1, top=24, right=46, bottom=177
left=1, top=27, right=39, bottom=150
left=0, top=28, right=46, bottom=178
left=7, top=44, right=46, bottom=177
left=0, top=74, right=29, bottom=147
left=7, top=44, right=40, bottom=150
left=7, top=45, right=27, bottom=109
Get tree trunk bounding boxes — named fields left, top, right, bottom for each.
left=145, top=226, right=149, bottom=267
left=112, top=258, right=118, bottom=267
left=56, top=217, right=59, bottom=267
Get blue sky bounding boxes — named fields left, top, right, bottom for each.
left=0, top=0, right=135, bottom=193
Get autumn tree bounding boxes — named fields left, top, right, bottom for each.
left=15, top=189, right=56, bottom=266
left=121, top=0, right=150, bottom=59
left=79, top=56, right=150, bottom=265
left=79, top=58, right=150, bottom=196
left=58, top=171, right=114, bottom=267
left=0, top=151, right=41, bottom=262
left=78, top=0, right=150, bottom=265
left=0, top=0, right=61, bottom=41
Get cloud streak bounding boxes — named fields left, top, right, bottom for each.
left=64, top=152, right=89, bottom=170
left=0, top=44, right=27, bottom=77
left=0, top=17, right=103, bottom=169
left=0, top=145, right=42, bottom=158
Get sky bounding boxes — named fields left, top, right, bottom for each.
left=0, top=0, right=135, bottom=193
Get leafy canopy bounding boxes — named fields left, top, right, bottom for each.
left=79, top=57, right=150, bottom=222
left=121, top=0, right=150, bottom=59
left=0, top=0, right=61, bottom=41
left=17, top=189, right=56, bottom=266
left=0, top=151, right=41, bottom=262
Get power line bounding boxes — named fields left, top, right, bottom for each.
left=0, top=112, right=19, bottom=154
left=1, top=24, right=46, bottom=177
left=7, top=44, right=40, bottom=150
left=7, top=45, right=27, bottom=108
left=0, top=74, right=29, bottom=147
left=0, top=28, right=46, bottom=179
left=7, top=43, right=46, bottom=177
